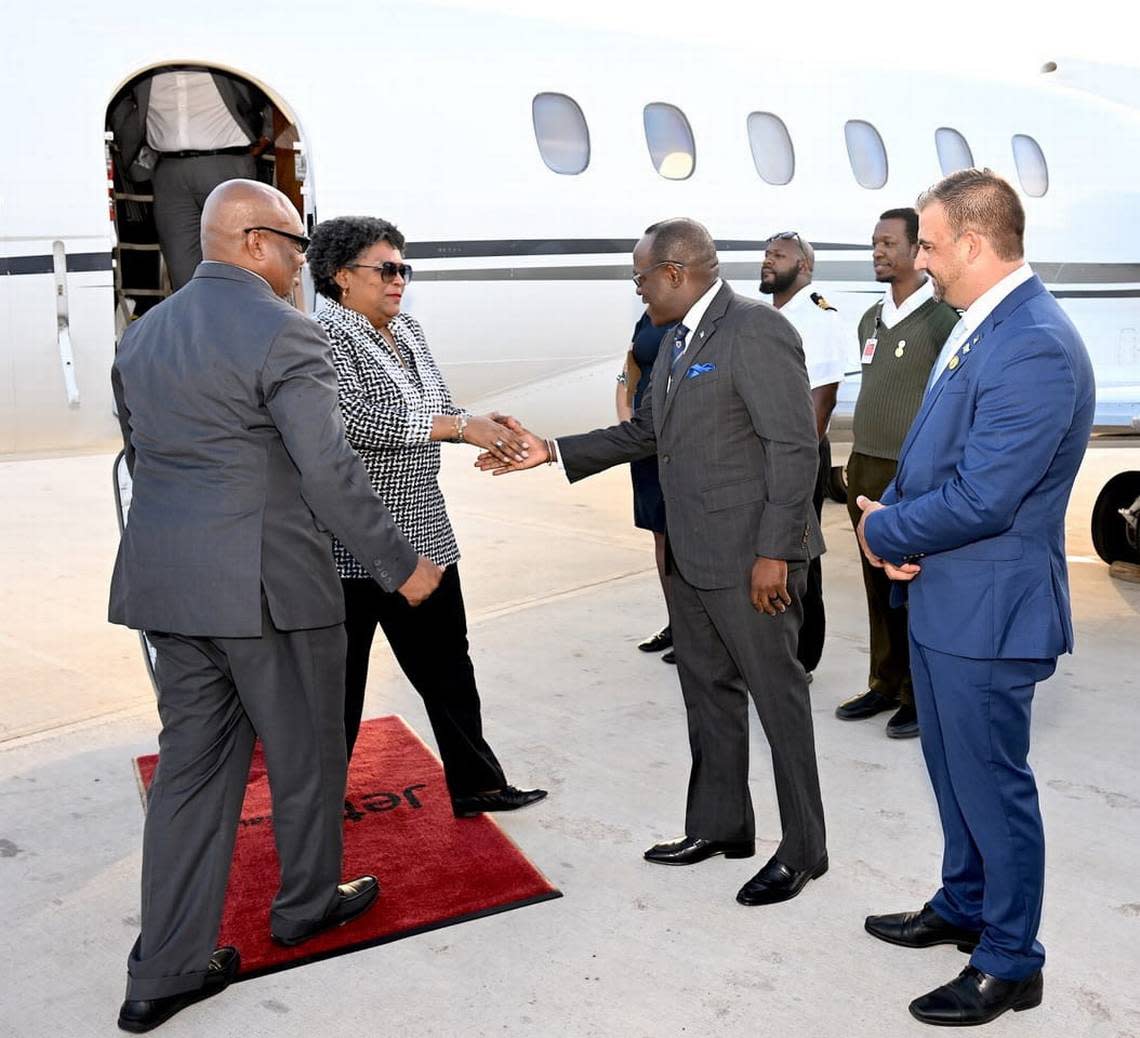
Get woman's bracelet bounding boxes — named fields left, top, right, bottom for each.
left=454, top=414, right=469, bottom=443
left=545, top=438, right=556, bottom=465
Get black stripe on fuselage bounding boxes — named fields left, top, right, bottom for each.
left=0, top=252, right=114, bottom=275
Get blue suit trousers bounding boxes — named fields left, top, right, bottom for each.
left=909, top=636, right=1055, bottom=980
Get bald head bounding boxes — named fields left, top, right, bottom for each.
left=200, top=179, right=306, bottom=298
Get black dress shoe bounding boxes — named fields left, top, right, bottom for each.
left=644, top=835, right=755, bottom=866
left=118, top=947, right=239, bottom=1033
left=661, top=649, right=677, bottom=664
left=886, top=702, right=920, bottom=739
left=909, top=966, right=1042, bottom=1026
left=452, top=785, right=548, bottom=817
left=865, top=903, right=982, bottom=951
left=835, top=689, right=898, bottom=720
left=735, top=853, right=828, bottom=905
left=638, top=624, right=673, bottom=652
left=270, top=875, right=380, bottom=946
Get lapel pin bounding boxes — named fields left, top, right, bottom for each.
left=948, top=355, right=960, bottom=370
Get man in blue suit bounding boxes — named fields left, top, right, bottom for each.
left=854, top=169, right=1095, bottom=1027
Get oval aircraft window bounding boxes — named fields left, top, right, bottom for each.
left=644, top=103, right=695, bottom=180
left=747, top=112, right=794, bottom=185
left=935, top=127, right=974, bottom=175
left=1011, top=134, right=1049, bottom=197
left=844, top=119, right=888, bottom=189
left=532, top=93, right=590, bottom=175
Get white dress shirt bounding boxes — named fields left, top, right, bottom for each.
left=146, top=71, right=250, bottom=152
left=778, top=283, right=848, bottom=389
left=880, top=277, right=935, bottom=330
left=667, top=277, right=723, bottom=390
left=926, top=264, right=1035, bottom=392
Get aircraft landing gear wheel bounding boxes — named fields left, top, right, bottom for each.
left=1091, top=471, right=1140, bottom=565
left=826, top=464, right=848, bottom=505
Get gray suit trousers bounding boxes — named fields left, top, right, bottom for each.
left=670, top=560, right=826, bottom=869
left=152, top=154, right=256, bottom=290
left=126, top=598, right=347, bottom=1000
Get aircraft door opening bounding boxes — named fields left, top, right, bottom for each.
left=104, top=65, right=312, bottom=335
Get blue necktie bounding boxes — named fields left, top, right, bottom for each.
left=669, top=323, right=690, bottom=375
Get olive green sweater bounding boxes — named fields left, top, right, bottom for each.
left=852, top=297, right=960, bottom=460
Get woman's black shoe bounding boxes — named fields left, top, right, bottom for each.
left=452, top=786, right=548, bottom=817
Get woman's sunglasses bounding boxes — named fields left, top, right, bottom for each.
left=346, top=261, right=414, bottom=283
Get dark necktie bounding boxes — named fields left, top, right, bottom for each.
left=669, top=323, right=690, bottom=375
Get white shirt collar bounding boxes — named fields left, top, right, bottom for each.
left=960, top=263, right=1035, bottom=337
left=779, top=282, right=816, bottom=316
left=679, top=278, right=723, bottom=344
left=880, top=278, right=934, bottom=329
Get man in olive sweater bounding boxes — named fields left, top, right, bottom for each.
left=836, top=209, right=958, bottom=738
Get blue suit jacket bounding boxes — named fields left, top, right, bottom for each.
left=864, top=275, right=1095, bottom=660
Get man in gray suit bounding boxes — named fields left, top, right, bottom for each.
left=111, top=180, right=442, bottom=1033
left=477, top=219, right=827, bottom=905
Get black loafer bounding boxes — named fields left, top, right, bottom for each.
left=661, top=649, right=677, bottom=665
left=638, top=625, right=673, bottom=652
left=270, top=875, right=380, bottom=946
left=865, top=903, right=982, bottom=952
left=835, top=689, right=898, bottom=720
left=452, top=786, right=548, bottom=818
left=644, top=835, right=755, bottom=866
left=886, top=703, right=920, bottom=739
left=909, top=966, right=1042, bottom=1026
left=735, top=853, right=828, bottom=905
left=118, top=947, right=239, bottom=1033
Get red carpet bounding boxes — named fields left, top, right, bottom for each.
left=134, top=715, right=560, bottom=980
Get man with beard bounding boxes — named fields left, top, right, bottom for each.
left=856, top=170, right=1094, bottom=1026
left=834, top=209, right=958, bottom=738
left=758, top=232, right=848, bottom=680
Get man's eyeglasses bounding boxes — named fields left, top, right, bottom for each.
left=765, top=230, right=806, bottom=257
left=631, top=260, right=687, bottom=288
left=346, top=261, right=415, bottom=283
left=244, top=226, right=311, bottom=253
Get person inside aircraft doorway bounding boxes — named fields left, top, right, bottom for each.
left=109, top=68, right=271, bottom=290
left=758, top=231, right=847, bottom=682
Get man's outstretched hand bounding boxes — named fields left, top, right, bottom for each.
left=474, top=426, right=550, bottom=475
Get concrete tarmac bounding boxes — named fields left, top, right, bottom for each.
left=1, top=445, right=1138, bottom=1038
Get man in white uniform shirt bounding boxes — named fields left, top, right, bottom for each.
left=759, top=232, right=848, bottom=679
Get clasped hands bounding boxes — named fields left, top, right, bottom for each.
left=855, top=495, right=921, bottom=583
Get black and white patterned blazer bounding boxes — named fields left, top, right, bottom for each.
left=317, top=299, right=467, bottom=577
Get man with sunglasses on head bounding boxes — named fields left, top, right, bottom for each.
left=759, top=232, right=849, bottom=683
left=110, top=179, right=442, bottom=1033
left=475, top=218, right=828, bottom=907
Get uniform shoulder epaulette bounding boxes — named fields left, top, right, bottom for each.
left=810, top=291, right=837, bottom=312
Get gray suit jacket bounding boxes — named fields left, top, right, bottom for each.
left=560, top=282, right=824, bottom=589
left=109, top=262, right=418, bottom=637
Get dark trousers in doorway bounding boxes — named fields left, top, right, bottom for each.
left=341, top=565, right=506, bottom=799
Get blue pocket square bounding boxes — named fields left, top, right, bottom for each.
left=686, top=362, right=716, bottom=379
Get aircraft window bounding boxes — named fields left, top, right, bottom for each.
left=644, top=103, right=695, bottom=180
left=532, top=93, right=590, bottom=175
left=747, top=112, right=794, bottom=185
left=1011, top=134, right=1048, bottom=197
left=844, top=120, right=888, bottom=189
left=935, top=127, right=974, bottom=175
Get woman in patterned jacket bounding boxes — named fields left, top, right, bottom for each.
left=307, top=215, right=546, bottom=818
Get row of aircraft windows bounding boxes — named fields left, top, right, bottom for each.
left=531, top=92, right=1050, bottom=197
